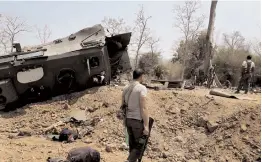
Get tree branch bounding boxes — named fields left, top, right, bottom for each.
left=223, top=31, right=245, bottom=51
left=101, top=17, right=130, bottom=36
left=133, top=5, right=152, bottom=68
left=0, top=15, right=29, bottom=53
left=172, top=1, right=206, bottom=78
left=35, top=25, right=52, bottom=44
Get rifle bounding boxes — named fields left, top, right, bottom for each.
left=138, top=117, right=154, bottom=162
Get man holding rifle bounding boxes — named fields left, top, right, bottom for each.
left=120, top=69, right=150, bottom=162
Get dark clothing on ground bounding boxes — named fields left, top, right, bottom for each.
left=126, top=118, right=144, bottom=162
left=58, top=128, right=78, bottom=142
left=66, top=146, right=100, bottom=162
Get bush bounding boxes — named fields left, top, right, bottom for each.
left=172, top=31, right=208, bottom=79
left=213, top=47, right=261, bottom=86
left=161, top=61, right=183, bottom=80
left=138, top=52, right=160, bottom=75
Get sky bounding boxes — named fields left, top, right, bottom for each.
left=0, top=0, right=261, bottom=59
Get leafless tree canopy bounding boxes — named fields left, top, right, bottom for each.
left=102, top=6, right=161, bottom=70
left=173, top=1, right=205, bottom=78
left=173, top=1, right=205, bottom=42
left=0, top=31, right=8, bottom=54
left=147, top=36, right=161, bottom=55
left=133, top=5, right=152, bottom=68
left=102, top=17, right=130, bottom=36
left=252, top=40, right=261, bottom=56
left=0, top=15, right=29, bottom=53
left=35, top=25, right=52, bottom=44
left=223, top=31, right=245, bottom=51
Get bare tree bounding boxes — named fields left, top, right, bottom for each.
left=223, top=31, right=245, bottom=51
left=101, top=17, right=130, bottom=36
left=251, top=24, right=261, bottom=56
left=35, top=25, right=52, bottom=44
left=133, top=5, right=152, bottom=68
left=0, top=31, right=9, bottom=54
left=146, top=36, right=161, bottom=74
left=0, top=15, right=8, bottom=54
left=173, top=1, right=205, bottom=78
left=174, top=1, right=205, bottom=42
left=147, top=36, right=160, bottom=55
left=0, top=15, right=29, bottom=53
left=252, top=40, right=261, bottom=56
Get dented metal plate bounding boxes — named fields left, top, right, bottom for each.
left=0, top=24, right=133, bottom=110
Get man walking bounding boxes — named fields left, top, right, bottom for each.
left=121, top=69, right=149, bottom=162
left=235, top=55, right=255, bottom=94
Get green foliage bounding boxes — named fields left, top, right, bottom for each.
left=171, top=30, right=261, bottom=86
left=138, top=52, right=160, bottom=74
left=172, top=31, right=208, bottom=79
left=174, top=31, right=206, bottom=61
left=154, top=64, right=168, bottom=79
left=138, top=52, right=171, bottom=79
left=213, top=47, right=261, bottom=86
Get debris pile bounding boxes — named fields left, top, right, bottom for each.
left=0, top=86, right=260, bottom=162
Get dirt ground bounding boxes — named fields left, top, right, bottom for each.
left=0, top=85, right=260, bottom=162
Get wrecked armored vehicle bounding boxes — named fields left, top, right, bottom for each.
left=0, top=24, right=132, bottom=110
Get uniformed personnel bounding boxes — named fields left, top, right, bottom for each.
left=235, top=55, right=255, bottom=94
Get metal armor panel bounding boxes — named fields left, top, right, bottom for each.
left=0, top=79, right=18, bottom=110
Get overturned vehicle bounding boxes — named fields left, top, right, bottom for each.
left=0, top=24, right=132, bottom=110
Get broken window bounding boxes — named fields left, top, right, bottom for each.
left=89, top=57, right=99, bottom=68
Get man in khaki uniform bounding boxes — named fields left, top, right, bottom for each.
left=236, top=55, right=255, bottom=94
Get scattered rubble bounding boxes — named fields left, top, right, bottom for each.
left=18, top=127, right=33, bottom=137
left=206, top=120, right=219, bottom=133
left=0, top=87, right=260, bottom=162
left=240, top=123, right=247, bottom=132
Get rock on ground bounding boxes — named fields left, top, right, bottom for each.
left=0, top=87, right=260, bottom=162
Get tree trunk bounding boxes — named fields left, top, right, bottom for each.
left=204, top=0, right=218, bottom=79
left=206, top=1, right=217, bottom=43
left=10, top=36, right=14, bottom=53
left=181, top=39, right=188, bottom=80
left=135, top=52, right=139, bottom=68
left=181, top=59, right=186, bottom=80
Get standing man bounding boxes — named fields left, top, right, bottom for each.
left=235, top=55, right=255, bottom=94
left=121, top=69, right=149, bottom=162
